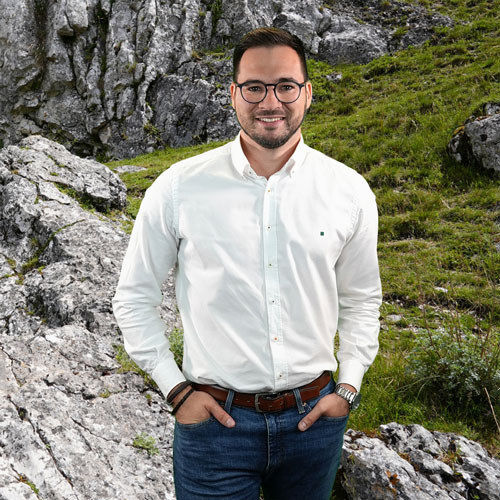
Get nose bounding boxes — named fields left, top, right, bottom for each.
left=259, top=85, right=281, bottom=108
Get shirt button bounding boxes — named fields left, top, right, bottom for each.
left=267, top=225, right=271, bottom=230
left=274, top=337, right=278, bottom=342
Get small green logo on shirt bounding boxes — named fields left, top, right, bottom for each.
left=320, top=231, right=325, bottom=236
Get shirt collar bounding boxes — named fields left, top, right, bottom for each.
left=230, top=132, right=307, bottom=179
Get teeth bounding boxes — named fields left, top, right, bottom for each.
left=258, top=118, right=283, bottom=122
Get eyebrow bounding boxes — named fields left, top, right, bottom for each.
left=239, top=77, right=302, bottom=84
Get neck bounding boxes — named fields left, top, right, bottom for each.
left=240, top=131, right=301, bottom=179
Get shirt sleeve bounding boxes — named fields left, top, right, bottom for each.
left=335, top=180, right=382, bottom=392
left=112, top=170, right=186, bottom=398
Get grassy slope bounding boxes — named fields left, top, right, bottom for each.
left=108, top=0, right=500, bottom=455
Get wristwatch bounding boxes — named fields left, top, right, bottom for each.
left=334, top=385, right=362, bottom=411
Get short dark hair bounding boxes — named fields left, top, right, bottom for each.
left=232, top=27, right=309, bottom=82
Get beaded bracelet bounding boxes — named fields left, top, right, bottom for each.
left=167, top=381, right=192, bottom=404
left=171, top=388, right=195, bottom=415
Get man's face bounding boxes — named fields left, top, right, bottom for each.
left=230, top=45, right=312, bottom=150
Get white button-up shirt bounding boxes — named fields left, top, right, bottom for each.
left=113, top=134, right=382, bottom=398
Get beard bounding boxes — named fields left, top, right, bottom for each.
left=236, top=103, right=308, bottom=150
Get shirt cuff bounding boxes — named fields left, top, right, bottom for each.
left=151, top=359, right=187, bottom=399
left=337, top=359, right=366, bottom=392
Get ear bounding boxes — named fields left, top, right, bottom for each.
left=305, top=81, right=313, bottom=110
left=230, top=82, right=237, bottom=108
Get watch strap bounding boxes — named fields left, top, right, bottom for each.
left=334, top=385, right=361, bottom=410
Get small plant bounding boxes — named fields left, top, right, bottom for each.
left=406, top=306, right=500, bottom=418
left=143, top=122, right=162, bottom=141
left=132, top=433, right=159, bottom=456
left=208, top=0, right=223, bottom=36
left=114, top=343, right=157, bottom=389
left=392, top=26, right=409, bottom=41
left=439, top=446, right=462, bottom=470
left=380, top=0, right=392, bottom=11
left=125, top=60, right=137, bottom=73
left=17, top=474, right=40, bottom=496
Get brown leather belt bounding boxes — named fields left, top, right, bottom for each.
left=192, top=371, right=331, bottom=413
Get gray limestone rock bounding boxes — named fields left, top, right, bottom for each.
left=0, top=0, right=452, bottom=159
left=0, top=136, right=180, bottom=499
left=341, top=423, right=500, bottom=500
left=148, top=55, right=239, bottom=147
left=448, top=103, right=500, bottom=172
left=318, top=19, right=387, bottom=65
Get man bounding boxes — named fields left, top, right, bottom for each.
left=113, top=27, right=381, bottom=500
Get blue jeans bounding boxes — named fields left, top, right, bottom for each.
left=173, top=379, right=348, bottom=500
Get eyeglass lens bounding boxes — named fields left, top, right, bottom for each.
left=241, top=82, right=301, bottom=103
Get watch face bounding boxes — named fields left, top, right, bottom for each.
left=351, top=392, right=362, bottom=410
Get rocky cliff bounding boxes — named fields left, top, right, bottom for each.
left=0, top=0, right=452, bottom=159
left=0, top=136, right=181, bottom=499
left=1, top=137, right=499, bottom=499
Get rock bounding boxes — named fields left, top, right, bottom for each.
left=448, top=103, right=500, bottom=172
left=0, top=0, right=452, bottom=159
left=326, top=72, right=343, bottom=83
left=386, top=314, right=402, bottom=323
left=341, top=423, right=500, bottom=500
left=318, top=18, right=388, bottom=65
left=114, top=165, right=147, bottom=174
left=1, top=135, right=127, bottom=212
left=0, top=136, right=181, bottom=499
left=148, top=55, right=239, bottom=147
left=333, top=0, right=453, bottom=52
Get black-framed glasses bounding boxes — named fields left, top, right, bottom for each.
left=235, top=80, right=306, bottom=104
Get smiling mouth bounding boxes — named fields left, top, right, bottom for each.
left=256, top=117, right=285, bottom=123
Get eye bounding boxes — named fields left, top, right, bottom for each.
left=278, top=83, right=296, bottom=92
left=246, top=85, right=265, bottom=93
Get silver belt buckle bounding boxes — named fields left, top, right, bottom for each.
left=254, top=393, right=265, bottom=412
left=254, top=392, right=280, bottom=413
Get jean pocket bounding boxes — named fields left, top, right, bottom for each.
left=175, top=416, right=216, bottom=430
left=319, top=413, right=349, bottom=423
left=303, top=399, right=349, bottom=422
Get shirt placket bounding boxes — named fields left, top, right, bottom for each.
left=262, top=175, right=287, bottom=390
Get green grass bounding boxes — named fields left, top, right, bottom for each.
left=108, top=0, right=500, bottom=459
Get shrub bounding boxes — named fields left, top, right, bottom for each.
left=407, top=310, right=500, bottom=419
